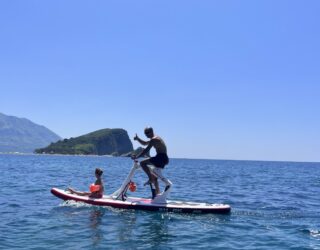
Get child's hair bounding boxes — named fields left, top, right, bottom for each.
left=95, top=168, right=103, bottom=176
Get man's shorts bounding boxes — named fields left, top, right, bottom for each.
left=149, top=153, right=169, bottom=168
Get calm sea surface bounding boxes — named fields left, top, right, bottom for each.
left=0, top=154, right=319, bottom=249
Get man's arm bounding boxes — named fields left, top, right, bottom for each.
left=135, top=143, right=152, bottom=159
left=134, top=134, right=149, bottom=146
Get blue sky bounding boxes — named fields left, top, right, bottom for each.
left=1, top=1, right=319, bottom=162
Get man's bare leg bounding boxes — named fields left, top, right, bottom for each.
left=140, top=159, right=156, bottom=184
left=140, top=159, right=159, bottom=198
left=154, top=178, right=160, bottom=195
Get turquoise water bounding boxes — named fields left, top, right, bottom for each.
left=1, top=154, right=319, bottom=249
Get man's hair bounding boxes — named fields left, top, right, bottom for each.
left=144, top=127, right=153, bottom=134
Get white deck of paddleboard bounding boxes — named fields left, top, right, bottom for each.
left=53, top=188, right=230, bottom=210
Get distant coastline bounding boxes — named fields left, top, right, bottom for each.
left=1, top=152, right=319, bottom=164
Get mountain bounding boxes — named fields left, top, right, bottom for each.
left=0, top=113, right=61, bottom=153
left=35, top=128, right=133, bottom=156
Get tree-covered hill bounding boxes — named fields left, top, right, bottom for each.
left=35, top=128, right=133, bottom=156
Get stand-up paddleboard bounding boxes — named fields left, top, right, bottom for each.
left=51, top=188, right=230, bottom=214
left=51, top=160, right=231, bottom=214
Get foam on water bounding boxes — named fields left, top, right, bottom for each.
left=60, top=200, right=94, bottom=208
left=309, top=229, right=320, bottom=239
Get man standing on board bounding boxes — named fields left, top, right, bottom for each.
left=133, top=127, right=171, bottom=199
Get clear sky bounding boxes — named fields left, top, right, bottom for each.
left=1, top=1, right=319, bottom=162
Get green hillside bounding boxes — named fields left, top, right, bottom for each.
left=35, top=128, right=133, bottom=155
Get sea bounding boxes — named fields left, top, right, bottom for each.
left=0, top=154, right=319, bottom=250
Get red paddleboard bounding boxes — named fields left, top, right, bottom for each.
left=51, top=188, right=231, bottom=214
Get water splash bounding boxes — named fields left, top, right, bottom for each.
left=310, top=229, right=320, bottom=239
left=59, top=200, right=93, bottom=208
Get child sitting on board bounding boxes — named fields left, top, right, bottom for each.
left=67, top=168, right=104, bottom=198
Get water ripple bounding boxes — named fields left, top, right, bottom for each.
left=0, top=154, right=319, bottom=249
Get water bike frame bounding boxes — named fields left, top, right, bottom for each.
left=111, top=160, right=172, bottom=204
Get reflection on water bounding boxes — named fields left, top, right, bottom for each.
left=53, top=202, right=106, bottom=248
left=116, top=210, right=138, bottom=242
left=55, top=202, right=229, bottom=249
left=89, top=208, right=105, bottom=247
left=103, top=209, right=172, bottom=247
left=126, top=212, right=172, bottom=249
left=140, top=213, right=171, bottom=249
left=56, top=203, right=171, bottom=248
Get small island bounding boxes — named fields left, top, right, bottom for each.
left=35, top=128, right=134, bottom=156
